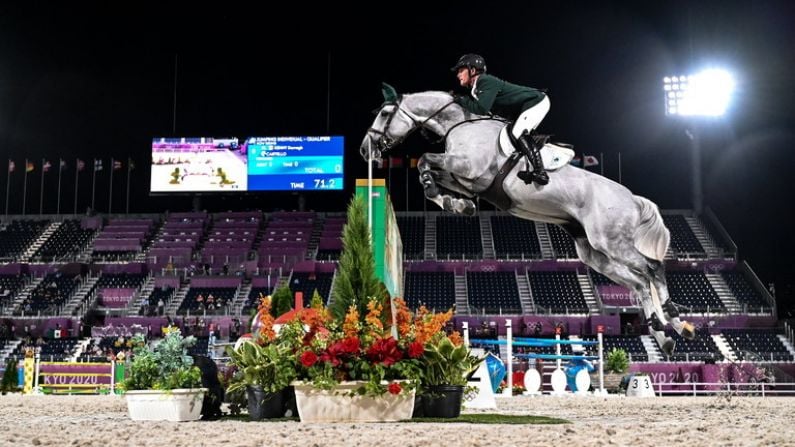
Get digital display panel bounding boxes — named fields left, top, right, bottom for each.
left=150, top=136, right=344, bottom=193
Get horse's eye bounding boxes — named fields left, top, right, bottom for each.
left=380, top=110, right=390, bottom=117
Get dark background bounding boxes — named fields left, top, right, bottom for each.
left=1, top=2, right=793, bottom=312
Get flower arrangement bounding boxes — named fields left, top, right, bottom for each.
left=248, top=292, right=475, bottom=398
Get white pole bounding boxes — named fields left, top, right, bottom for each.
left=367, top=140, right=373, bottom=235
left=33, top=352, right=41, bottom=394
left=462, top=322, right=469, bottom=347
left=504, top=319, right=513, bottom=397
left=555, top=333, right=561, bottom=370
left=110, top=360, right=115, bottom=395
left=598, top=332, right=605, bottom=395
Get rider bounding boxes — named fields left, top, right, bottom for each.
left=451, top=53, right=550, bottom=185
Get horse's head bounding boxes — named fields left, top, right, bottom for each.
left=360, top=83, right=418, bottom=161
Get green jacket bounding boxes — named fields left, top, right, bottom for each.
left=455, top=73, right=545, bottom=118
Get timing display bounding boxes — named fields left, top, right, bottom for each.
left=247, top=136, right=344, bottom=191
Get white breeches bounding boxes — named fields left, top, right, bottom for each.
left=511, top=95, right=550, bottom=139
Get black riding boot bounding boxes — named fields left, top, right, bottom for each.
left=516, top=132, right=549, bottom=186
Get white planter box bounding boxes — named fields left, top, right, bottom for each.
left=125, top=388, right=207, bottom=421
left=293, top=381, right=415, bottom=423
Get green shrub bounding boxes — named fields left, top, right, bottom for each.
left=606, top=348, right=629, bottom=374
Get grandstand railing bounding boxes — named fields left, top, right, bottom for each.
left=653, top=382, right=795, bottom=396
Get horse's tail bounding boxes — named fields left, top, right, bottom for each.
left=632, top=196, right=670, bottom=262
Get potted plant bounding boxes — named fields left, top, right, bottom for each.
left=416, top=333, right=483, bottom=418
left=1, top=359, right=20, bottom=395
left=598, top=348, right=629, bottom=393
left=226, top=339, right=297, bottom=420
left=286, top=297, right=425, bottom=423
left=121, top=329, right=206, bottom=421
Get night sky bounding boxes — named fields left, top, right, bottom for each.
left=1, top=2, right=794, bottom=309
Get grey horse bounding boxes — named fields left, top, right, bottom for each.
left=360, top=85, right=695, bottom=355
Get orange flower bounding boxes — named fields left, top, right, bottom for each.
left=393, top=298, right=413, bottom=338
left=414, top=307, right=453, bottom=345
left=448, top=330, right=463, bottom=346
left=365, top=299, right=384, bottom=334
left=256, top=296, right=276, bottom=343
left=343, top=305, right=360, bottom=339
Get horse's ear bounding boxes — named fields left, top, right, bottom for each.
left=381, top=82, right=398, bottom=103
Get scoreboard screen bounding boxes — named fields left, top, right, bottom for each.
left=150, top=136, right=344, bottom=193
left=247, top=136, right=344, bottom=191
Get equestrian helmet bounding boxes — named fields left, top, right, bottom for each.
left=451, top=54, right=487, bottom=73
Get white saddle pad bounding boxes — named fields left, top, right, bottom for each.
left=498, top=126, right=575, bottom=171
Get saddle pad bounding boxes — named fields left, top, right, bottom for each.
left=498, top=126, right=575, bottom=171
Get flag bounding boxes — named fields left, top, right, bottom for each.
left=59, top=159, right=67, bottom=170
left=409, top=158, right=419, bottom=168
left=570, top=156, right=582, bottom=167
left=26, top=161, right=34, bottom=172
left=389, top=156, right=403, bottom=168
left=94, top=159, right=103, bottom=171
left=8, top=160, right=15, bottom=173
left=77, top=159, right=85, bottom=171
left=583, top=155, right=599, bottom=167
left=113, top=160, right=122, bottom=170
left=43, top=160, right=52, bottom=172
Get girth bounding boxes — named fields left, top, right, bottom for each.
left=479, top=152, right=523, bottom=211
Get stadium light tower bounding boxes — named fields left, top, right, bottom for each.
left=663, top=68, right=735, bottom=213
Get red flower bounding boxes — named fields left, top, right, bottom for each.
left=300, top=351, right=318, bottom=367
left=407, top=341, right=424, bottom=359
left=340, top=337, right=361, bottom=354
left=366, top=337, right=403, bottom=366
left=388, top=382, right=402, bottom=395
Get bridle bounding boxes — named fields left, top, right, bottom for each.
left=367, top=98, right=457, bottom=151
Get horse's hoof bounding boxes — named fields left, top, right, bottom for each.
left=681, top=322, right=696, bottom=340
left=442, top=196, right=454, bottom=212
left=661, top=338, right=676, bottom=357
left=462, top=200, right=477, bottom=216
left=424, top=185, right=439, bottom=199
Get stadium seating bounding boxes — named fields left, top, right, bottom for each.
left=288, top=272, right=334, bottom=304
left=662, top=215, right=705, bottom=257
left=528, top=271, right=588, bottom=314
left=546, top=224, right=577, bottom=259
left=396, top=216, right=425, bottom=260
left=491, top=215, right=542, bottom=259
left=436, top=216, right=482, bottom=259
left=721, top=271, right=771, bottom=311
left=466, top=271, right=521, bottom=314
left=722, top=329, right=794, bottom=361
left=665, top=331, right=724, bottom=362
left=403, top=271, right=455, bottom=311
left=0, top=220, right=48, bottom=260
left=667, top=271, right=725, bottom=313
left=32, top=220, right=95, bottom=261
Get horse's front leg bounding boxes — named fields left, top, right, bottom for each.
left=417, top=153, right=476, bottom=215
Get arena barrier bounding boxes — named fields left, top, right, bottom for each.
left=25, top=354, right=124, bottom=395
left=463, top=320, right=606, bottom=396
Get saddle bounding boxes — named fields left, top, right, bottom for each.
left=498, top=126, right=575, bottom=171
left=479, top=126, right=576, bottom=211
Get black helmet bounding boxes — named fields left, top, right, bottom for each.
left=451, top=53, right=487, bottom=73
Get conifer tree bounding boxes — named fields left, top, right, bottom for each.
left=330, top=196, right=387, bottom=321
left=272, top=284, right=294, bottom=317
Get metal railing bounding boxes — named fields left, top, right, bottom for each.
left=654, top=382, right=795, bottom=397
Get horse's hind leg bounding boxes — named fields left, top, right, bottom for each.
left=574, top=237, right=676, bottom=356
left=645, top=261, right=696, bottom=340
